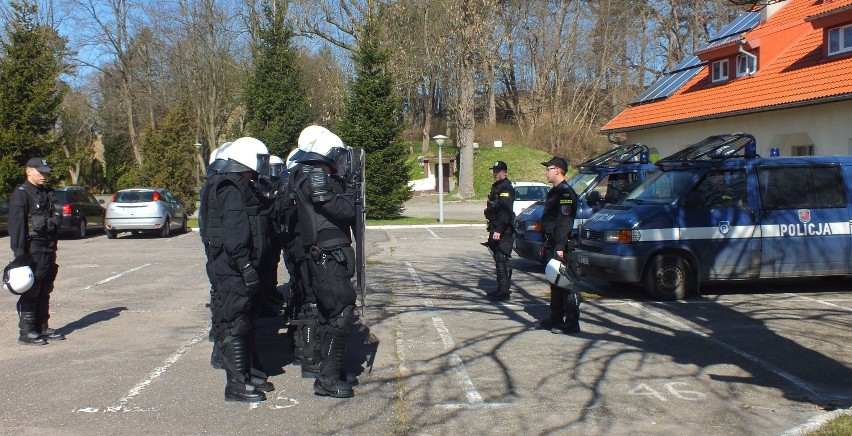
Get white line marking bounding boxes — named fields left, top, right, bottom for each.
left=784, top=293, right=852, bottom=312
left=76, top=328, right=207, bottom=413
left=435, top=402, right=513, bottom=409
left=84, top=264, right=150, bottom=290
left=426, top=228, right=439, bottom=239
left=625, top=301, right=822, bottom=398
left=395, top=328, right=409, bottom=374
left=432, top=316, right=483, bottom=404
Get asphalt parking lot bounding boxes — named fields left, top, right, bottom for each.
left=0, top=221, right=849, bottom=435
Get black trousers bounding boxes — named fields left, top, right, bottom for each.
left=17, top=251, right=58, bottom=326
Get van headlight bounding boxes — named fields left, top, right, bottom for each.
left=603, top=229, right=640, bottom=243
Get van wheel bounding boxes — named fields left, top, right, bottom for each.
left=643, top=254, right=693, bottom=300
left=160, top=218, right=171, bottom=238
left=106, top=229, right=117, bottom=239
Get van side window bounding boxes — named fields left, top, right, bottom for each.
left=692, top=169, right=747, bottom=209
left=594, top=173, right=641, bottom=204
left=758, top=166, right=846, bottom=210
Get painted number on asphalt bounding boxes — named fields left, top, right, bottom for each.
left=628, top=382, right=707, bottom=401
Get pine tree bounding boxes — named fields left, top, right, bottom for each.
left=244, top=4, right=311, bottom=158
left=337, top=17, right=411, bottom=219
left=0, top=0, right=65, bottom=194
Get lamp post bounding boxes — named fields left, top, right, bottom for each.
left=194, top=142, right=203, bottom=182
left=433, top=135, right=447, bottom=223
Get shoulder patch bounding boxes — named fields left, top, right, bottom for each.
left=561, top=205, right=573, bottom=215
left=499, top=192, right=510, bottom=197
left=559, top=199, right=573, bottom=204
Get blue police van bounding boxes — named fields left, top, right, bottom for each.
left=513, top=144, right=658, bottom=262
left=574, top=133, right=852, bottom=300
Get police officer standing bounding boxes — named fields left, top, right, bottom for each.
left=8, top=158, right=64, bottom=345
left=483, top=161, right=515, bottom=301
left=290, top=127, right=358, bottom=398
left=536, top=157, right=581, bottom=334
left=200, top=137, right=274, bottom=402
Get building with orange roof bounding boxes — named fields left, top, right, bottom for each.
left=601, top=0, right=852, bottom=158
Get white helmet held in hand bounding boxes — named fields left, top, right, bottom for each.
left=218, top=137, right=270, bottom=174
left=545, top=258, right=574, bottom=289
left=3, top=255, right=34, bottom=295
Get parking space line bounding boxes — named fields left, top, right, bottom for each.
left=426, top=228, right=440, bottom=239
left=783, top=293, right=852, bottom=312
left=76, top=327, right=207, bottom=413
left=83, top=264, right=150, bottom=290
left=623, top=301, right=822, bottom=399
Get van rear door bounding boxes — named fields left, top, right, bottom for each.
left=757, top=164, right=850, bottom=277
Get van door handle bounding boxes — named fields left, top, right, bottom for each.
left=749, top=209, right=757, bottom=222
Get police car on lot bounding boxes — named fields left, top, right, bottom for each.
left=574, top=133, right=852, bottom=300
left=513, top=143, right=658, bottom=262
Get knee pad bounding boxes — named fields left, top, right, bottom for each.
left=227, top=314, right=252, bottom=337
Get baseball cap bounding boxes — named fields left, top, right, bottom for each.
left=490, top=161, right=508, bottom=171
left=26, top=157, right=52, bottom=173
left=541, top=157, right=568, bottom=172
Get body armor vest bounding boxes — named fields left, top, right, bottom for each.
left=22, top=185, right=58, bottom=241
left=292, top=168, right=351, bottom=250
left=201, top=173, right=268, bottom=264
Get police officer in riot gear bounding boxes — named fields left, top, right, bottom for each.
left=536, top=157, right=582, bottom=334
left=199, top=137, right=274, bottom=402
left=484, top=161, right=516, bottom=301
left=8, top=158, right=64, bottom=345
left=290, top=126, right=358, bottom=398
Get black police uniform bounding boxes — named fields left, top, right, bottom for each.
left=484, top=177, right=515, bottom=300
left=200, top=171, right=272, bottom=402
left=540, top=179, right=580, bottom=333
left=9, top=180, right=63, bottom=345
left=292, top=161, right=358, bottom=398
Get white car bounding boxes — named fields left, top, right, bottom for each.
left=104, top=188, right=188, bottom=239
left=511, top=181, right=549, bottom=216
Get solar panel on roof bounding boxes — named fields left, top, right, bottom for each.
left=706, top=11, right=760, bottom=44
left=631, top=66, right=703, bottom=104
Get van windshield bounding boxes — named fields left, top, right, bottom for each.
left=567, top=173, right=598, bottom=195
left=624, top=169, right=698, bottom=205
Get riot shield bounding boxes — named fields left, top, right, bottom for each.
left=352, top=147, right=367, bottom=308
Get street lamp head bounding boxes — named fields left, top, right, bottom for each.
left=432, top=135, right=447, bottom=147
left=194, top=142, right=203, bottom=150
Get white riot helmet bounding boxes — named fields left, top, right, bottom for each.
left=209, top=142, right=232, bottom=164
left=297, top=125, right=332, bottom=151
left=269, top=155, right=285, bottom=177
left=217, top=137, right=270, bottom=174
left=286, top=148, right=302, bottom=170
left=545, top=258, right=574, bottom=289
left=3, top=255, right=34, bottom=295
left=296, top=126, right=347, bottom=166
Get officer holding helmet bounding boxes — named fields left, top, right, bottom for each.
left=290, top=125, right=358, bottom=398
left=483, top=161, right=515, bottom=301
left=200, top=137, right=274, bottom=402
left=8, top=157, right=64, bottom=345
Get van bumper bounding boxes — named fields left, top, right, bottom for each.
left=575, top=250, right=644, bottom=284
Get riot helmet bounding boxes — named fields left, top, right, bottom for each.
left=269, top=155, right=285, bottom=177
left=286, top=147, right=303, bottom=170
left=217, top=137, right=270, bottom=175
left=206, top=142, right=232, bottom=177
left=296, top=127, right=347, bottom=168
left=3, top=255, right=34, bottom=295
left=545, top=258, right=574, bottom=289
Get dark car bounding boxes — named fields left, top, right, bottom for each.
left=52, top=186, right=106, bottom=238
left=0, top=195, right=8, bottom=234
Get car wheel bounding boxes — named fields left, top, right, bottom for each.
left=76, top=218, right=87, bottom=239
left=643, top=254, right=693, bottom=300
left=106, top=229, right=117, bottom=239
left=160, top=218, right=171, bottom=238
left=180, top=215, right=188, bottom=233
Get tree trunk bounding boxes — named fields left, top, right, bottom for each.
left=421, top=76, right=435, bottom=153
left=456, top=51, right=476, bottom=199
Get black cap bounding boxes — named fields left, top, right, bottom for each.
left=26, top=157, right=51, bottom=173
left=541, top=157, right=568, bottom=172
left=490, top=161, right=508, bottom=171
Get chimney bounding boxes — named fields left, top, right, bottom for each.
left=761, top=0, right=790, bottom=22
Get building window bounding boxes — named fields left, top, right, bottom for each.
left=828, top=23, right=852, bottom=55
left=791, top=144, right=814, bottom=156
left=711, top=59, right=729, bottom=83
left=736, top=54, right=756, bottom=77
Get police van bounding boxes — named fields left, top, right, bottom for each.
left=574, top=133, right=852, bottom=300
left=513, top=143, right=658, bottom=262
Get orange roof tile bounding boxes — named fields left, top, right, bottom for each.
left=602, top=0, right=852, bottom=133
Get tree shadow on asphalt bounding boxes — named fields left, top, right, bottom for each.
left=350, top=252, right=852, bottom=434
left=59, top=306, right=127, bottom=336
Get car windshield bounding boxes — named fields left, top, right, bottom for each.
left=116, top=191, right=156, bottom=203
left=515, top=185, right=549, bottom=201
left=567, top=173, right=598, bottom=195
left=624, top=169, right=699, bottom=205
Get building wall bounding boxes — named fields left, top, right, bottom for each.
left=620, top=99, right=852, bottom=158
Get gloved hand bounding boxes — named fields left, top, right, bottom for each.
left=240, top=263, right=260, bottom=290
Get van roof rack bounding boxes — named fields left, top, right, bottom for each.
left=577, top=143, right=650, bottom=171
left=657, top=133, right=756, bottom=167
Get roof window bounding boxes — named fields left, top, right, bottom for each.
left=711, top=59, right=729, bottom=83
left=828, top=23, right=852, bottom=55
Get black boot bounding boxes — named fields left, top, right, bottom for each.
left=18, top=313, right=46, bottom=346
left=223, top=337, right=266, bottom=402
left=40, top=324, right=65, bottom=340
left=314, top=314, right=354, bottom=398
left=210, top=345, right=224, bottom=370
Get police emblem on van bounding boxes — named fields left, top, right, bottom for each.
left=719, top=221, right=730, bottom=236
left=798, top=209, right=811, bottom=224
